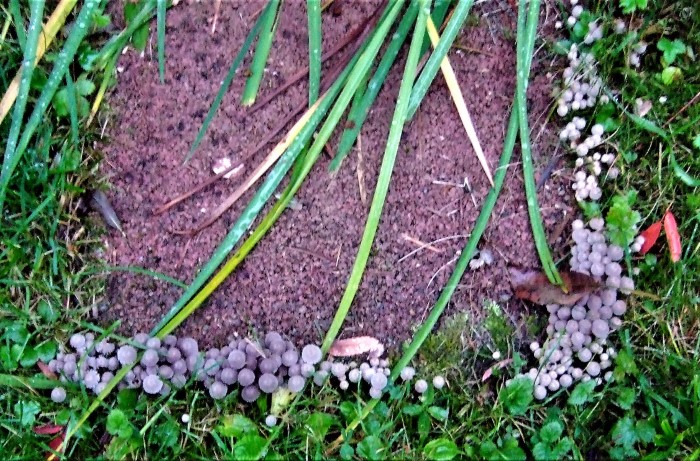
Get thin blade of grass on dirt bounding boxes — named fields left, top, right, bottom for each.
left=307, top=0, right=322, bottom=105
left=64, top=71, right=79, bottom=147
left=426, top=15, right=493, bottom=186
left=406, top=0, right=473, bottom=120
left=0, top=0, right=100, bottom=211
left=329, top=3, right=419, bottom=172
left=184, top=1, right=273, bottom=163
left=321, top=0, right=430, bottom=354
left=241, top=0, right=281, bottom=106
left=2, top=0, right=44, bottom=180
left=516, top=0, right=562, bottom=285
left=156, top=0, right=166, bottom=83
left=0, top=0, right=77, bottom=124
left=153, top=0, right=405, bottom=336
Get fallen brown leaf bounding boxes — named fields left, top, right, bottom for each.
left=509, top=267, right=601, bottom=306
left=329, top=336, right=384, bottom=358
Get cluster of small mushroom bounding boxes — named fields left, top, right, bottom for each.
left=514, top=218, right=636, bottom=400
left=628, top=41, right=648, bottom=68
left=556, top=44, right=603, bottom=117
left=47, top=331, right=329, bottom=403
left=46, top=330, right=442, bottom=406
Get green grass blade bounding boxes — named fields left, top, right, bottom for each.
left=184, top=1, right=273, bottom=162
left=64, top=71, right=79, bottom=147
left=77, top=265, right=188, bottom=289
left=307, top=0, right=322, bottom=106
left=406, top=0, right=474, bottom=120
left=241, top=0, right=281, bottom=106
left=330, top=2, right=418, bottom=172
left=0, top=0, right=100, bottom=211
left=321, top=0, right=430, bottom=353
left=418, top=0, right=451, bottom=56
left=9, top=0, right=26, bottom=50
left=2, top=0, right=43, bottom=180
left=515, top=0, right=561, bottom=285
left=156, top=0, right=166, bottom=83
left=154, top=0, right=404, bottom=335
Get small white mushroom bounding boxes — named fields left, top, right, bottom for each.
left=143, top=375, right=163, bottom=395
left=301, top=345, right=322, bottom=365
left=209, top=381, right=228, bottom=399
left=51, top=387, right=67, bottom=403
left=414, top=379, right=428, bottom=394
left=265, top=415, right=278, bottom=427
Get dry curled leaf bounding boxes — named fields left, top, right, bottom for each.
left=664, top=211, right=681, bottom=262
left=509, top=267, right=601, bottom=306
left=329, top=336, right=384, bottom=358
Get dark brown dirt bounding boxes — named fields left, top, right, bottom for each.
left=100, top=1, right=572, bottom=349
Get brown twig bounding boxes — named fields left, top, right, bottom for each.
left=665, top=90, right=700, bottom=126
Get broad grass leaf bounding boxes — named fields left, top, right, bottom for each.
left=423, top=438, right=460, bottom=461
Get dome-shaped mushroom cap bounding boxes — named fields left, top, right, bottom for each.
left=145, top=337, right=161, bottom=349
left=591, top=319, right=610, bottom=339
left=143, top=375, right=163, bottom=394
left=265, top=415, right=278, bottom=427
left=534, top=385, right=548, bottom=400
left=241, top=385, right=260, bottom=403
left=209, top=381, right=228, bottom=400
left=281, top=350, right=299, bottom=367
left=371, top=373, right=388, bottom=390
left=369, top=387, right=383, bottom=399
left=237, top=368, right=256, bottom=387
left=287, top=375, right=306, bottom=393
left=264, top=332, right=283, bottom=346
left=70, top=333, right=86, bottom=350
left=432, top=375, right=445, bottom=389
left=141, top=349, right=159, bottom=368
left=84, top=369, right=100, bottom=389
left=51, top=387, right=67, bottom=403
left=178, top=337, right=199, bottom=357
left=220, top=367, right=237, bottom=385
left=259, top=358, right=279, bottom=374
left=259, top=373, right=279, bottom=393
left=301, top=344, right=322, bottom=365
left=399, top=366, right=416, bottom=381
left=414, top=379, right=428, bottom=394
left=227, top=350, right=246, bottom=370
left=269, top=340, right=287, bottom=355
left=348, top=368, right=361, bottom=383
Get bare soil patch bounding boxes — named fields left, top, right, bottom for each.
left=100, top=1, right=572, bottom=349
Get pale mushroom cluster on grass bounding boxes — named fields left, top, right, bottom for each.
left=48, top=329, right=443, bottom=406
left=514, top=218, right=637, bottom=400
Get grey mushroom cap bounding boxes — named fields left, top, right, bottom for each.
left=259, top=358, right=279, bottom=374
left=287, top=363, right=301, bottom=377
left=399, top=366, right=416, bottom=381
left=141, top=349, right=160, bottom=368
left=238, top=368, right=256, bottom=387
left=143, top=375, right=164, bottom=394
left=269, top=340, right=287, bottom=355
left=51, top=387, right=67, bottom=403
left=84, top=369, right=100, bottom=389
left=259, top=373, right=279, bottom=393
left=265, top=415, right=278, bottom=427
left=241, top=385, right=261, bottom=403
left=227, top=350, right=246, bottom=370
left=145, top=337, right=161, bottom=349
left=414, top=379, right=428, bottom=394
left=178, top=337, right=199, bottom=357
left=432, top=375, right=446, bottom=389
left=69, top=333, right=86, bottom=350
left=220, top=367, right=238, bottom=385
left=209, top=381, right=228, bottom=400
left=204, top=358, right=220, bottom=376
left=370, top=373, right=388, bottom=390
left=117, top=345, right=138, bottom=365
left=287, top=375, right=306, bottom=393
left=369, top=387, right=383, bottom=399
left=301, top=344, right=322, bottom=365
left=265, top=332, right=283, bottom=346
left=281, top=350, right=299, bottom=367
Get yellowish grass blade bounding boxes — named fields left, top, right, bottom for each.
left=426, top=16, right=493, bottom=186
left=0, top=0, right=77, bottom=124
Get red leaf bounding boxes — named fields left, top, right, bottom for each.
left=46, top=430, right=65, bottom=461
left=639, top=221, right=662, bottom=255
left=37, top=361, right=58, bottom=380
left=664, top=211, right=682, bottom=262
left=509, top=268, right=601, bottom=306
left=33, top=424, right=65, bottom=435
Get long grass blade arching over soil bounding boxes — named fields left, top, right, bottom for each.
left=327, top=0, right=543, bottom=450
left=307, top=0, right=322, bottom=105
left=156, top=0, right=166, bottom=83
left=320, top=0, right=430, bottom=353
left=0, top=0, right=101, bottom=210
left=516, top=0, right=562, bottom=285
left=241, top=0, right=281, bottom=106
